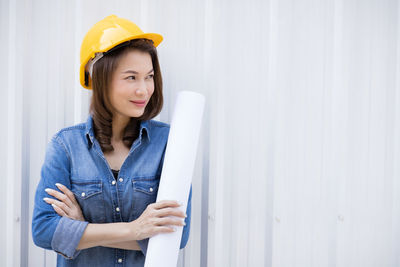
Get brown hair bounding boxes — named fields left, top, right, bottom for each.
left=89, top=38, right=163, bottom=152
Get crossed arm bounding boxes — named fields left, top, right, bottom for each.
left=42, top=183, right=187, bottom=252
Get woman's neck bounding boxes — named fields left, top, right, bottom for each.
left=111, top=113, right=130, bottom=142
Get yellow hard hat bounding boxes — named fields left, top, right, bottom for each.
left=80, top=15, right=163, bottom=89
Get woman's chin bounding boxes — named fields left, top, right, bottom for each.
left=126, top=110, right=144, bottom=118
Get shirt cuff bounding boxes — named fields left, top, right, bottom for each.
left=51, top=216, right=89, bottom=259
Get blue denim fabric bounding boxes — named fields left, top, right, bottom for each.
left=32, top=115, right=192, bottom=266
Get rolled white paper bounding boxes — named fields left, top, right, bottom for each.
left=144, top=91, right=205, bottom=267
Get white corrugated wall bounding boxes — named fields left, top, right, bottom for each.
left=1, top=0, right=400, bottom=266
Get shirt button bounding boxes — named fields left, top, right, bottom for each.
left=118, top=258, right=123, bottom=263
left=149, top=187, right=153, bottom=192
left=81, top=192, right=86, bottom=197
left=116, top=207, right=120, bottom=212
left=119, top=177, right=123, bottom=182
left=112, top=180, right=116, bottom=185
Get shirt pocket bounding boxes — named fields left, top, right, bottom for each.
left=131, top=175, right=160, bottom=215
left=71, top=179, right=106, bottom=223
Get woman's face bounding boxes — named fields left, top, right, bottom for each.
left=109, top=49, right=155, bottom=119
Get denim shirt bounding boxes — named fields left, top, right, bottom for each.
left=32, top=115, right=192, bottom=267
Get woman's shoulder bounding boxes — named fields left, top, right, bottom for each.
left=54, top=122, right=87, bottom=137
left=148, top=119, right=170, bottom=129
left=50, top=121, right=88, bottom=148
left=147, top=120, right=170, bottom=142
left=50, top=118, right=171, bottom=145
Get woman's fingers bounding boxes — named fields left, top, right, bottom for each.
left=45, top=187, right=73, bottom=208
left=51, top=203, right=68, bottom=217
left=55, top=183, right=79, bottom=205
left=155, top=217, right=186, bottom=226
left=130, top=200, right=187, bottom=240
left=43, top=197, right=70, bottom=215
left=155, top=207, right=186, bottom=219
left=154, top=226, right=176, bottom=234
left=151, top=200, right=181, bottom=210
left=46, top=184, right=85, bottom=221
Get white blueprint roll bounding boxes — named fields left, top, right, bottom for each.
left=144, top=91, right=205, bottom=267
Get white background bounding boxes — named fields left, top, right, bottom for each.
left=1, top=0, right=400, bottom=266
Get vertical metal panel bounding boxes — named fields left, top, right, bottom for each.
left=0, top=0, right=10, bottom=265
left=20, top=1, right=33, bottom=266
left=391, top=2, right=400, bottom=266
left=0, top=1, right=11, bottom=266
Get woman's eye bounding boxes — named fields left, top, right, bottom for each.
left=126, top=76, right=135, bottom=80
left=147, top=74, right=154, bottom=79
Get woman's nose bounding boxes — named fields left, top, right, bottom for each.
left=136, top=88, right=144, bottom=95
left=135, top=81, right=146, bottom=96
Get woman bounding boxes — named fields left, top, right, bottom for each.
left=32, top=15, right=192, bottom=266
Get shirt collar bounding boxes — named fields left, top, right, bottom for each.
left=85, top=114, right=151, bottom=149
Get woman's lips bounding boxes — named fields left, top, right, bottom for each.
left=130, top=100, right=146, bottom=107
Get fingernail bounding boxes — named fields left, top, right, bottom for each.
left=183, top=221, right=186, bottom=226
left=55, top=183, right=62, bottom=188
left=45, top=188, right=51, bottom=192
left=43, top=197, right=50, bottom=201
left=184, top=214, right=187, bottom=218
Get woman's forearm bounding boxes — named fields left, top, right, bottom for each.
left=101, top=240, right=141, bottom=250
left=76, top=222, right=133, bottom=250
left=75, top=200, right=185, bottom=251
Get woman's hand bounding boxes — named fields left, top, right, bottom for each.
left=129, top=200, right=187, bottom=240
left=43, top=183, right=85, bottom=221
